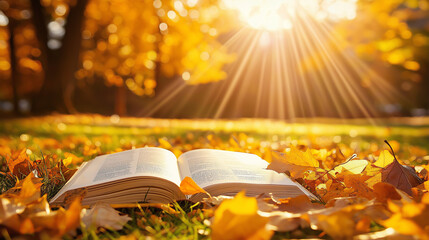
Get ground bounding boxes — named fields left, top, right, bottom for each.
left=0, top=115, right=428, bottom=239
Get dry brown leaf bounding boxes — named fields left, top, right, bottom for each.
left=6, top=149, right=31, bottom=177
left=382, top=159, right=424, bottom=195
left=211, top=191, right=272, bottom=240
left=81, top=202, right=131, bottom=230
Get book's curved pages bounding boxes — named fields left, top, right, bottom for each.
left=50, top=147, right=317, bottom=206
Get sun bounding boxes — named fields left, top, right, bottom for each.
left=222, top=0, right=358, bottom=31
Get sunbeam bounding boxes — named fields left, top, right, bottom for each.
left=136, top=0, right=404, bottom=123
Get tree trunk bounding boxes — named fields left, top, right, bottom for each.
left=61, top=0, right=89, bottom=114
left=8, top=19, right=20, bottom=115
left=115, top=84, right=127, bottom=116
left=30, top=0, right=62, bottom=114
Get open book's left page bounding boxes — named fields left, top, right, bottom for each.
left=50, top=147, right=181, bottom=203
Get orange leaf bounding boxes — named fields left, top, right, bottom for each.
left=180, top=177, right=208, bottom=195
left=267, top=147, right=319, bottom=179
left=19, top=218, right=35, bottom=234
left=20, top=172, right=42, bottom=201
left=212, top=192, right=272, bottom=240
left=62, top=198, right=82, bottom=235
left=7, top=149, right=31, bottom=177
left=373, top=182, right=402, bottom=203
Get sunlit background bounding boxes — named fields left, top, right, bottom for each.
left=0, top=0, right=428, bottom=119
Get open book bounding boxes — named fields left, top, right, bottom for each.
left=50, top=147, right=316, bottom=205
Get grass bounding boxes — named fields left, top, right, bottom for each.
left=1, top=114, right=429, bottom=239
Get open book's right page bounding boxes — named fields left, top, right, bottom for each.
left=177, top=149, right=296, bottom=188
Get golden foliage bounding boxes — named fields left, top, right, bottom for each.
left=79, top=0, right=234, bottom=97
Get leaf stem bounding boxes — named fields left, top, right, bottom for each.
left=384, top=140, right=397, bottom=161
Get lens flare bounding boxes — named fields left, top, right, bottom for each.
left=222, top=0, right=358, bottom=30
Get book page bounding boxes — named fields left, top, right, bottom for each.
left=177, top=149, right=295, bottom=188
left=61, top=147, right=180, bottom=191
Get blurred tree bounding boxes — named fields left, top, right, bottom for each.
left=0, top=0, right=44, bottom=114
left=77, top=0, right=234, bottom=115
left=336, top=0, right=429, bottom=112
left=30, top=0, right=88, bottom=114
left=0, top=0, right=234, bottom=115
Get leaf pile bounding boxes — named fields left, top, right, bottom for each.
left=1, top=117, right=429, bottom=239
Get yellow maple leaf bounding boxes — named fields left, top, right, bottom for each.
left=374, top=150, right=394, bottom=168
left=288, top=146, right=320, bottom=168
left=212, top=191, right=272, bottom=240
left=267, top=147, right=319, bottom=178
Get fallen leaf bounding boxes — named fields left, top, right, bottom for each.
left=343, top=174, right=375, bottom=200
left=276, top=195, right=324, bottom=213
left=63, top=152, right=83, bottom=166
left=6, top=149, right=31, bottom=177
left=31, top=197, right=82, bottom=236
left=18, top=172, right=42, bottom=205
left=334, top=160, right=368, bottom=175
left=158, top=138, right=172, bottom=149
left=317, top=211, right=356, bottom=239
left=180, top=177, right=208, bottom=196
left=373, top=182, right=402, bottom=203
left=19, top=218, right=35, bottom=234
left=374, top=150, right=395, bottom=168
left=81, top=202, right=131, bottom=230
left=212, top=191, right=272, bottom=240
left=381, top=199, right=429, bottom=239
left=259, top=211, right=302, bottom=232
left=267, top=147, right=320, bottom=179
left=382, top=160, right=424, bottom=195
left=3, top=172, right=43, bottom=205
left=0, top=198, right=26, bottom=224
